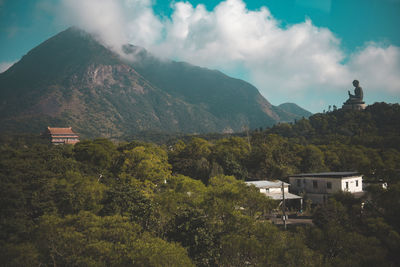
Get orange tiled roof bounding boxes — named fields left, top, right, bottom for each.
left=51, top=136, right=79, bottom=138
left=47, top=127, right=78, bottom=135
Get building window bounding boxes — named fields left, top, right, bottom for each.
left=313, top=181, right=318, bottom=189
left=327, top=182, right=332, bottom=189
left=346, top=182, right=349, bottom=189
left=356, top=180, right=359, bottom=187
left=297, top=179, right=301, bottom=187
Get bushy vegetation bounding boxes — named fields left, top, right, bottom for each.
left=1, top=102, right=400, bottom=266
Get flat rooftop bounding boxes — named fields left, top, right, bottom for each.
left=245, top=180, right=289, bottom=188
left=289, top=172, right=361, bottom=178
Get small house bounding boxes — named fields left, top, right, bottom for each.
left=245, top=180, right=303, bottom=209
left=288, top=172, right=364, bottom=204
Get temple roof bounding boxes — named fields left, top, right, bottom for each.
left=47, top=127, right=78, bottom=135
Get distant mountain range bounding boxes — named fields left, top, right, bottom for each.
left=0, top=27, right=311, bottom=139
left=278, top=103, right=313, bottom=118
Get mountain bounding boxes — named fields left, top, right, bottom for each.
left=278, top=103, right=312, bottom=118
left=0, top=27, right=304, bottom=139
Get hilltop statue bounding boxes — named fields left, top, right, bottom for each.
left=342, top=80, right=366, bottom=110
left=347, top=80, right=363, bottom=102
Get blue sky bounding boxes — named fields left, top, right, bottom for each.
left=1, top=0, right=399, bottom=112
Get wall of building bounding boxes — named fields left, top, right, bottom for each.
left=289, top=176, right=363, bottom=194
left=259, top=186, right=288, bottom=194
left=341, top=177, right=363, bottom=193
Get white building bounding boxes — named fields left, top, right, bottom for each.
left=245, top=180, right=302, bottom=202
left=288, top=172, right=364, bottom=204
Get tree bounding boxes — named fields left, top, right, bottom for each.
left=297, top=145, right=326, bottom=173
left=220, top=222, right=321, bottom=267
left=169, top=138, right=212, bottom=183
left=305, top=223, right=386, bottom=267
left=120, top=145, right=171, bottom=185
left=212, top=137, right=250, bottom=180
left=313, top=198, right=351, bottom=229
left=100, top=181, right=155, bottom=230
left=73, top=139, right=117, bottom=171
left=36, top=212, right=194, bottom=267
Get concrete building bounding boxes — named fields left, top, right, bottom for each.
left=46, top=127, right=80, bottom=145
left=245, top=180, right=303, bottom=209
left=288, top=172, right=363, bottom=204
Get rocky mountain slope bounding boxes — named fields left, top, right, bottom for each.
left=0, top=27, right=310, bottom=138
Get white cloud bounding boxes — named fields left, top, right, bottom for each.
left=348, top=44, right=400, bottom=94
left=59, top=0, right=128, bottom=54
left=59, top=0, right=163, bottom=58
left=0, top=61, right=14, bottom=73
left=124, top=0, right=163, bottom=47
left=58, top=0, right=400, bottom=111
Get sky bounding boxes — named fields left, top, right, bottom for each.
left=0, top=0, right=399, bottom=113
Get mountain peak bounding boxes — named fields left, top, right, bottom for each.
left=1, top=28, right=308, bottom=138
left=1, top=27, right=120, bottom=87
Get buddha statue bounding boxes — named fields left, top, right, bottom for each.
left=342, top=80, right=366, bottom=110
left=346, top=80, right=364, bottom=104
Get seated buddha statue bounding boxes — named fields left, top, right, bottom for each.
left=346, top=80, right=364, bottom=104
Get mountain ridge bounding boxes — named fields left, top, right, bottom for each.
left=0, top=27, right=311, bottom=138
left=278, top=102, right=313, bottom=118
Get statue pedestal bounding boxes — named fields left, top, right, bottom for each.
left=342, top=102, right=366, bottom=110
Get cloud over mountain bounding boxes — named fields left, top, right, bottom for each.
left=57, top=0, right=400, bottom=111
left=0, top=62, right=14, bottom=73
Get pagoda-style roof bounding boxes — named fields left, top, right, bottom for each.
left=46, top=127, right=79, bottom=145
left=47, top=127, right=78, bottom=136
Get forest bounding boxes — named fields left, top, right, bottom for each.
left=1, top=102, right=400, bottom=266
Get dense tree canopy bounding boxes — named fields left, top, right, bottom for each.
left=1, top=102, right=400, bottom=266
